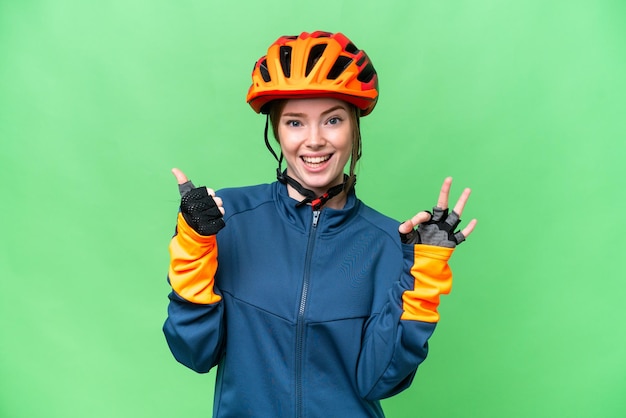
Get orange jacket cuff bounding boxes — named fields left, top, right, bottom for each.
left=168, top=213, right=222, bottom=304
left=400, top=244, right=454, bottom=323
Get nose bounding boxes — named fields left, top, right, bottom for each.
left=305, top=125, right=325, bottom=148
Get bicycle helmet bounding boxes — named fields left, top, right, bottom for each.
left=246, top=31, right=379, bottom=116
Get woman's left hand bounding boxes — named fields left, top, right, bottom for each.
left=398, top=177, right=477, bottom=248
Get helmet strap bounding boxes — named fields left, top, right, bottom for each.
left=278, top=170, right=347, bottom=211
left=264, top=114, right=283, bottom=168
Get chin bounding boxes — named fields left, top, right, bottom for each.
left=308, top=177, right=343, bottom=191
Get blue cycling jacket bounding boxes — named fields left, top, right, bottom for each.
left=164, top=181, right=454, bottom=417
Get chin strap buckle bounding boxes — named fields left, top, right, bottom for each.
left=310, top=193, right=330, bottom=211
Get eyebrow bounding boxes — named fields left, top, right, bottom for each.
left=282, top=105, right=348, bottom=118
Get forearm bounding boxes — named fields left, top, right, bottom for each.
left=163, top=292, right=224, bottom=373
left=168, top=212, right=221, bottom=304
left=163, top=212, right=225, bottom=372
left=357, top=244, right=454, bottom=400
left=357, top=298, right=436, bottom=400
left=400, top=244, right=453, bottom=322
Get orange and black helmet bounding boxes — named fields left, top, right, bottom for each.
left=246, top=31, right=379, bottom=116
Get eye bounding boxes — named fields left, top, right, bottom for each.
left=326, top=116, right=342, bottom=125
left=285, top=119, right=302, bottom=127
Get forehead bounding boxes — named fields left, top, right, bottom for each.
left=281, top=98, right=350, bottom=115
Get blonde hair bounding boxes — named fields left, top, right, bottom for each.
left=269, top=100, right=361, bottom=192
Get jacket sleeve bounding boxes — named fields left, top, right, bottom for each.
left=357, top=243, right=454, bottom=400
left=162, top=212, right=225, bottom=373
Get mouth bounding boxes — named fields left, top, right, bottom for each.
left=301, top=154, right=332, bottom=168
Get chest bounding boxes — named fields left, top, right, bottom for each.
left=216, top=214, right=401, bottom=323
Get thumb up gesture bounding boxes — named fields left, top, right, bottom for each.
left=172, top=168, right=225, bottom=236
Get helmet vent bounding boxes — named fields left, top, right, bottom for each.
left=279, top=46, right=292, bottom=78
left=345, top=43, right=360, bottom=54
left=357, top=62, right=376, bottom=83
left=327, top=56, right=353, bottom=80
left=259, top=59, right=271, bottom=82
left=305, top=44, right=327, bottom=76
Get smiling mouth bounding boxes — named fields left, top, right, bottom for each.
left=302, top=154, right=331, bottom=167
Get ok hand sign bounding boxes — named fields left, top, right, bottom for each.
left=398, top=177, right=477, bottom=248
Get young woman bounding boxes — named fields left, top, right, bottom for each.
left=164, top=31, right=476, bottom=417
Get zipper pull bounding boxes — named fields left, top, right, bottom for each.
left=312, top=210, right=321, bottom=228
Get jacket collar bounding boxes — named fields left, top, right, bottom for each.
left=272, top=181, right=360, bottom=234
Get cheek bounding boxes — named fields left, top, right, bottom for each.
left=277, top=128, right=296, bottom=153
left=335, top=128, right=354, bottom=155
left=279, top=141, right=304, bottom=167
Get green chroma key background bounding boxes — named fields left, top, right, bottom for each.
left=1, top=1, right=624, bottom=417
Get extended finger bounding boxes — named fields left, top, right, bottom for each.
left=452, top=188, right=472, bottom=216
left=461, top=218, right=477, bottom=238
left=172, top=168, right=189, bottom=185
left=437, top=177, right=453, bottom=209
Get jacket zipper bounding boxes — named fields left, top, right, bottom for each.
left=296, top=209, right=320, bottom=418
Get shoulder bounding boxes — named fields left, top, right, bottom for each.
left=217, top=183, right=273, bottom=200
left=217, top=183, right=276, bottom=220
left=355, top=200, right=402, bottom=245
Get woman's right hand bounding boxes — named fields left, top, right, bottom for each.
left=172, top=168, right=225, bottom=235
left=172, top=168, right=225, bottom=215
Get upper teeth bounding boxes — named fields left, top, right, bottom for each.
left=303, top=155, right=330, bottom=164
